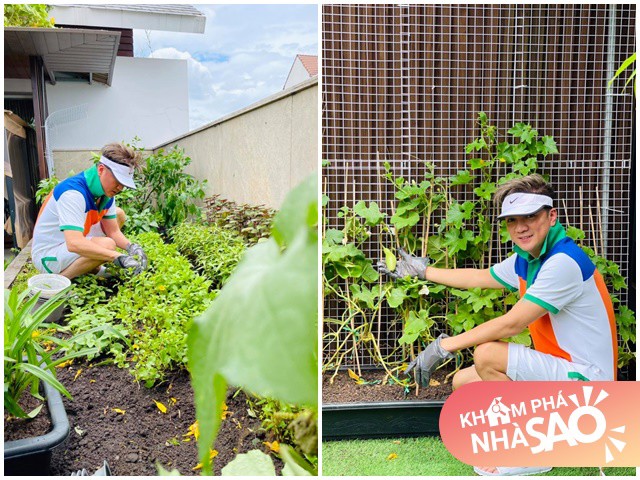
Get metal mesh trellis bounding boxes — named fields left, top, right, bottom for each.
left=322, top=4, right=636, bottom=373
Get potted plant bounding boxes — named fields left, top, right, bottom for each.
left=4, top=287, right=100, bottom=475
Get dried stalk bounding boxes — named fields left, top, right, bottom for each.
left=595, top=189, right=605, bottom=257
left=588, top=205, right=598, bottom=257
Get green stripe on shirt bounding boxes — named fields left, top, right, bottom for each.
left=60, top=225, right=84, bottom=231
left=489, top=266, right=518, bottom=292
left=523, top=293, right=560, bottom=314
left=103, top=215, right=117, bottom=219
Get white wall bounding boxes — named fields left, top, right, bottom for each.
left=284, top=58, right=311, bottom=90
left=157, top=78, right=318, bottom=209
left=45, top=57, right=189, bottom=149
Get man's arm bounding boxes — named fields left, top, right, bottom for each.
left=439, top=298, right=547, bottom=352
left=63, top=230, right=121, bottom=261
left=425, top=266, right=504, bottom=290
left=100, top=217, right=130, bottom=250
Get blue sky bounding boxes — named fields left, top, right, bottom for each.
left=133, top=4, right=318, bottom=130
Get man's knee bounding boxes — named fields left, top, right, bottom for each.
left=116, top=207, right=126, bottom=229
left=474, top=341, right=509, bottom=378
left=473, top=342, right=494, bottom=368
left=452, top=365, right=482, bottom=391
left=91, top=236, right=117, bottom=250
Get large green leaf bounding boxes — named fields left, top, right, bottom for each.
left=353, top=201, right=385, bottom=226
left=272, top=174, right=318, bottom=247
left=221, top=450, right=276, bottom=476
left=188, top=174, right=317, bottom=473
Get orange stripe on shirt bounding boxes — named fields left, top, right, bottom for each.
left=593, top=270, right=618, bottom=379
left=519, top=278, right=573, bottom=362
left=83, top=209, right=108, bottom=235
left=35, top=191, right=53, bottom=225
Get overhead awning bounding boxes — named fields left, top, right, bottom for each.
left=4, top=27, right=120, bottom=86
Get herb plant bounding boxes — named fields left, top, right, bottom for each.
left=171, top=222, right=246, bottom=288
left=63, top=232, right=215, bottom=386
left=204, top=195, right=276, bottom=245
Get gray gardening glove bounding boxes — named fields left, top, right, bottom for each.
left=376, top=248, right=430, bottom=280
left=113, top=254, right=142, bottom=275
left=405, top=333, right=454, bottom=386
left=126, top=243, right=148, bottom=271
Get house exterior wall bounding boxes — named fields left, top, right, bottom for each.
left=53, top=78, right=317, bottom=210
left=156, top=77, right=318, bottom=209
left=52, top=149, right=153, bottom=179
left=284, top=58, right=311, bottom=90
left=45, top=57, right=189, bottom=150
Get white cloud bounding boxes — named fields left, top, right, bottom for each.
left=133, top=4, right=318, bottom=129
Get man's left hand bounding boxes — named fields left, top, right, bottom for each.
left=127, top=243, right=148, bottom=271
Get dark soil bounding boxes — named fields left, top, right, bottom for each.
left=47, top=361, right=283, bottom=476
left=4, top=392, right=52, bottom=442
left=322, top=366, right=454, bottom=404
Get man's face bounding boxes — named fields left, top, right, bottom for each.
left=505, top=208, right=557, bottom=258
left=97, top=163, right=125, bottom=197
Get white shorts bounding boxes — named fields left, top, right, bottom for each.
left=32, top=224, right=106, bottom=274
left=506, top=343, right=610, bottom=381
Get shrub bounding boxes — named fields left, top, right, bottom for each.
left=171, top=222, right=246, bottom=288
left=204, top=195, right=275, bottom=245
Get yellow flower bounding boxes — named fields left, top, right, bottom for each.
left=158, top=285, right=166, bottom=292
left=31, top=330, right=40, bottom=338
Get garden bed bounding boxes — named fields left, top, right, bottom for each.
left=4, top=394, right=52, bottom=443
left=322, top=367, right=453, bottom=404
left=322, top=367, right=452, bottom=440
left=45, top=361, right=282, bottom=476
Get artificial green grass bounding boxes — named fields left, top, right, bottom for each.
left=322, top=437, right=636, bottom=476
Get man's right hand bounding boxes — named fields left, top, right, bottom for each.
left=113, top=254, right=142, bottom=275
left=405, top=333, right=454, bottom=386
left=376, top=248, right=430, bottom=280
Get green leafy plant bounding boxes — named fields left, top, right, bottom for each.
left=323, top=113, right=634, bottom=388
left=171, top=222, right=245, bottom=288
left=608, top=52, right=636, bottom=95
left=63, top=232, right=215, bottom=386
left=187, top=174, right=317, bottom=475
left=35, top=175, right=60, bottom=205
left=4, top=4, right=55, bottom=28
left=91, top=142, right=206, bottom=233
left=130, top=146, right=206, bottom=230
left=4, top=287, right=100, bottom=418
left=204, top=195, right=275, bottom=245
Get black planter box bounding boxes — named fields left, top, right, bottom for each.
left=4, top=380, right=70, bottom=475
left=322, top=400, right=445, bottom=440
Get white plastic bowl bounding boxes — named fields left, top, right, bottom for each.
left=27, top=274, right=71, bottom=299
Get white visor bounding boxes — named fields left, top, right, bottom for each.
left=99, top=156, right=136, bottom=189
left=497, top=193, right=553, bottom=219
